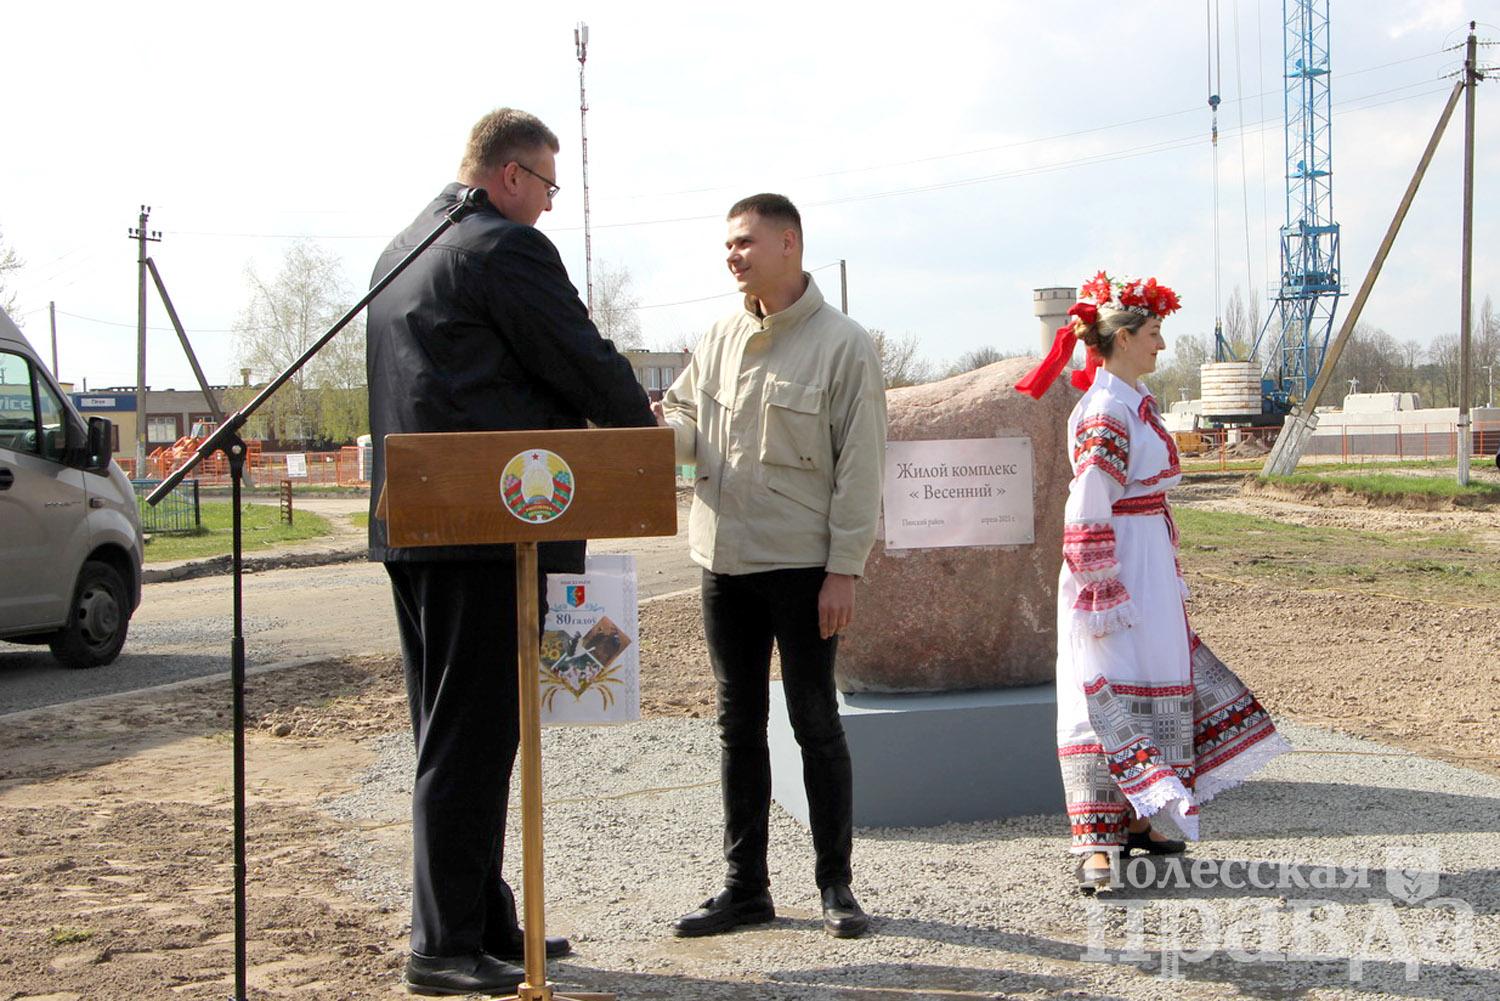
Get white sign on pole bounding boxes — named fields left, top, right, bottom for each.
left=883, top=437, right=1035, bottom=550
left=284, top=452, right=308, bottom=478
left=541, top=554, right=640, bottom=725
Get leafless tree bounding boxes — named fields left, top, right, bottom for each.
left=0, top=227, right=23, bottom=317
left=1221, top=286, right=1257, bottom=359
left=232, top=240, right=365, bottom=444
left=652, top=329, right=702, bottom=354
left=942, top=345, right=1012, bottom=378
left=868, top=329, right=933, bottom=388
left=1148, top=332, right=1210, bottom=406
left=1428, top=334, right=1461, bottom=407
left=590, top=260, right=644, bottom=349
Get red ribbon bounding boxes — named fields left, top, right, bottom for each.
left=1013, top=303, right=1101, bottom=399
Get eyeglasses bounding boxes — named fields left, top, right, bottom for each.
left=515, top=162, right=560, bottom=200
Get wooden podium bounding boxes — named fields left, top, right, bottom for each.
left=382, top=426, right=677, bottom=1001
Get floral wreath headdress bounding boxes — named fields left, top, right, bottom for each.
left=1014, top=270, right=1182, bottom=399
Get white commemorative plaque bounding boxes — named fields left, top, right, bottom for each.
left=883, top=437, right=1035, bottom=550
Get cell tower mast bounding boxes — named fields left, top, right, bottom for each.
left=575, top=22, right=594, bottom=317
left=1249, top=0, right=1343, bottom=411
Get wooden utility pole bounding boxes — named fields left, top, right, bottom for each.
left=128, top=206, right=161, bottom=475
left=1458, top=23, right=1479, bottom=486
left=1262, top=79, right=1465, bottom=475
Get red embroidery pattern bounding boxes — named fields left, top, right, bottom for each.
left=1112, top=492, right=1179, bottom=548
left=1111, top=493, right=1167, bottom=515
left=1105, top=736, right=1183, bottom=798
left=1066, top=801, right=1129, bottom=847
left=1109, top=683, right=1195, bottom=698
left=1076, top=579, right=1129, bottom=612
left=1137, top=395, right=1181, bottom=486
left=1073, top=413, right=1129, bottom=486
left=1063, top=523, right=1117, bottom=575
left=1195, top=689, right=1278, bottom=771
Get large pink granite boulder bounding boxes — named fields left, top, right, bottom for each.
left=837, top=356, right=1077, bottom=693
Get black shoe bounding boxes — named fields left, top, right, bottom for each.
left=1127, top=826, right=1187, bottom=856
left=486, top=929, right=573, bottom=962
left=671, top=888, right=775, bottom=937
left=403, top=952, right=525, bottom=996
left=820, top=884, right=869, bottom=938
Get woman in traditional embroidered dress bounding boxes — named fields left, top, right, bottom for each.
left=1016, top=271, right=1292, bottom=894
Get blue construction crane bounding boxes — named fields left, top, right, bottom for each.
left=1234, top=0, right=1344, bottom=414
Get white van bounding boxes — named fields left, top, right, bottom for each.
left=0, top=307, right=143, bottom=667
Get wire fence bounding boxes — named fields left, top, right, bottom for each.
left=1177, top=420, right=1500, bottom=471
left=132, top=478, right=201, bottom=534
left=118, top=446, right=371, bottom=487
left=117, top=447, right=702, bottom=488
left=113, top=420, right=1500, bottom=485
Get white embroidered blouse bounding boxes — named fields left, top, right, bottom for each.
left=1060, top=368, right=1184, bottom=638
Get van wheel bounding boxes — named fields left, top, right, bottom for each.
left=49, top=560, right=131, bottom=669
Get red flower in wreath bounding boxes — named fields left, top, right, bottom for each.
left=1078, top=270, right=1182, bottom=318
left=1137, top=277, right=1182, bottom=317
left=1080, top=270, right=1114, bottom=306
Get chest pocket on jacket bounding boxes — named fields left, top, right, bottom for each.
left=760, top=380, right=826, bottom=470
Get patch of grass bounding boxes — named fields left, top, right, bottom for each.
left=1176, top=508, right=1500, bottom=605
left=1182, top=459, right=1266, bottom=474
left=199, top=483, right=370, bottom=497
left=1308, top=459, right=1457, bottom=473
left=143, top=502, right=332, bottom=563
left=1262, top=470, right=1500, bottom=503
left=350, top=512, right=369, bottom=528
left=50, top=926, right=93, bottom=945
left=1183, top=457, right=1473, bottom=477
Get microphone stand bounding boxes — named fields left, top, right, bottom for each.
left=144, top=186, right=491, bottom=1001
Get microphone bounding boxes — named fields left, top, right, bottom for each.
left=449, top=186, right=490, bottom=222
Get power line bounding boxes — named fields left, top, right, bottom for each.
left=56, top=309, right=255, bottom=333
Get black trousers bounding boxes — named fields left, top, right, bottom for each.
left=702, top=567, right=854, bottom=894
left=386, top=559, right=545, bottom=957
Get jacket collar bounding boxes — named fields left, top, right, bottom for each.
left=743, top=273, right=823, bottom=331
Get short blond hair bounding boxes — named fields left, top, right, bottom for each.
left=459, top=108, right=560, bottom=179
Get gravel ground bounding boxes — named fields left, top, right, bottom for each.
left=324, top=717, right=1500, bottom=1000
left=4, top=484, right=1496, bottom=999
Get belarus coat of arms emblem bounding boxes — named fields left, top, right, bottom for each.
left=500, top=449, right=574, bottom=523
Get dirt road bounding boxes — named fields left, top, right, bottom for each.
left=0, top=498, right=700, bottom=715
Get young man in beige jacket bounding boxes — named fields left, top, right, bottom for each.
left=656, top=193, right=886, bottom=938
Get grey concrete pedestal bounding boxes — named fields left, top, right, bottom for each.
left=769, top=683, right=1064, bottom=828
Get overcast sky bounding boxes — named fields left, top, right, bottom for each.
left=3, top=0, right=1493, bottom=391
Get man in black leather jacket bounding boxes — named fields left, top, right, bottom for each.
left=367, top=107, right=654, bottom=996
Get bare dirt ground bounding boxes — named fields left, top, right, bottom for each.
left=1, top=483, right=1493, bottom=999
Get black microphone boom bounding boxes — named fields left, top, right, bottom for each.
left=146, top=185, right=489, bottom=504
left=140, top=184, right=487, bottom=1001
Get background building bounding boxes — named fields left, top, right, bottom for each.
left=70, top=387, right=226, bottom=453
left=625, top=349, right=689, bottom=400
